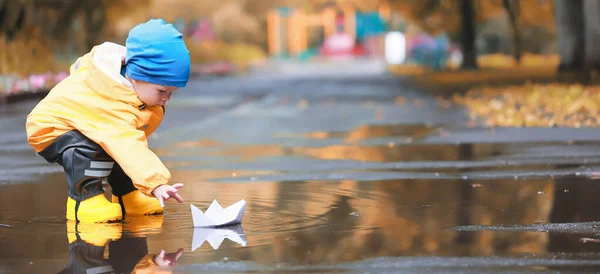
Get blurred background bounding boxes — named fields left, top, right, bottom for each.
left=7, top=2, right=600, bottom=273
left=0, top=0, right=561, bottom=96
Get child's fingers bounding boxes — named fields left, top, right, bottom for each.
left=175, top=248, right=184, bottom=259
left=166, top=187, right=183, bottom=201
left=172, top=192, right=184, bottom=203
left=158, top=250, right=165, bottom=259
left=172, top=183, right=184, bottom=189
left=158, top=196, right=165, bottom=207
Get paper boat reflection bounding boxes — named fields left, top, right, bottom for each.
left=190, top=199, right=246, bottom=228
left=191, top=224, right=247, bottom=251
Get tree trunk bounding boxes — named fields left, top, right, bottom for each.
left=582, top=0, right=600, bottom=70
left=0, top=1, right=26, bottom=41
left=83, top=0, right=106, bottom=51
left=460, top=0, right=477, bottom=69
left=503, top=0, right=521, bottom=62
left=554, top=0, right=585, bottom=71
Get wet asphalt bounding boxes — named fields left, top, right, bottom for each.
left=3, top=61, right=600, bottom=273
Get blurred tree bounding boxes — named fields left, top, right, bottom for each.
left=0, top=0, right=148, bottom=75
left=460, top=0, right=477, bottom=69
left=37, top=0, right=107, bottom=50
left=502, top=0, right=521, bottom=62
left=554, top=0, right=600, bottom=72
left=0, top=0, right=26, bottom=41
left=3, top=0, right=128, bottom=47
left=554, top=0, right=584, bottom=71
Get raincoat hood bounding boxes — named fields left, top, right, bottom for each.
left=83, top=42, right=144, bottom=107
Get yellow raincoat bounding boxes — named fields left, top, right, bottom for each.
left=26, top=42, right=170, bottom=196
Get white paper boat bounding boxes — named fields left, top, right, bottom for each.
left=191, top=224, right=247, bottom=251
left=190, top=199, right=246, bottom=228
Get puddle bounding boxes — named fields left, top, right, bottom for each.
left=4, top=174, right=600, bottom=273
left=277, top=124, right=438, bottom=143
left=154, top=123, right=600, bottom=184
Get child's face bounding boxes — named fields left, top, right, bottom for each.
left=131, top=80, right=178, bottom=107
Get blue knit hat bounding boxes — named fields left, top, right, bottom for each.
left=125, top=19, right=191, bottom=87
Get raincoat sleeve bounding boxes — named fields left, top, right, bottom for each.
left=131, top=254, right=158, bottom=274
left=80, top=125, right=171, bottom=197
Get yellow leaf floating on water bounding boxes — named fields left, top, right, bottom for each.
left=375, top=107, right=384, bottom=121
left=297, top=99, right=308, bottom=109
left=395, top=96, right=406, bottom=105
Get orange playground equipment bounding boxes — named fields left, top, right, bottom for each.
left=267, top=5, right=391, bottom=57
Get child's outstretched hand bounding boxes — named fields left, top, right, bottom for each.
left=152, top=183, right=184, bottom=207
left=153, top=248, right=184, bottom=267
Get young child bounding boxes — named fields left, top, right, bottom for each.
left=25, top=19, right=190, bottom=223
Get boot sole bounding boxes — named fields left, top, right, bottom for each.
left=125, top=208, right=164, bottom=216
left=69, top=214, right=123, bottom=223
left=67, top=206, right=123, bottom=223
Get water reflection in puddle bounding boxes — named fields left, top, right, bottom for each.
left=4, top=173, right=600, bottom=272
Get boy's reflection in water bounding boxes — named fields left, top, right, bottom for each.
left=58, top=215, right=184, bottom=274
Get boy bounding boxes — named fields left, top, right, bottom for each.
left=25, top=19, right=189, bottom=223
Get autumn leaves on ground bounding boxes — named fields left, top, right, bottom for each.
left=389, top=52, right=599, bottom=129
left=452, top=83, right=600, bottom=128
left=423, top=77, right=600, bottom=128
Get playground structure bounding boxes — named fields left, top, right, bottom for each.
left=267, top=4, right=390, bottom=58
